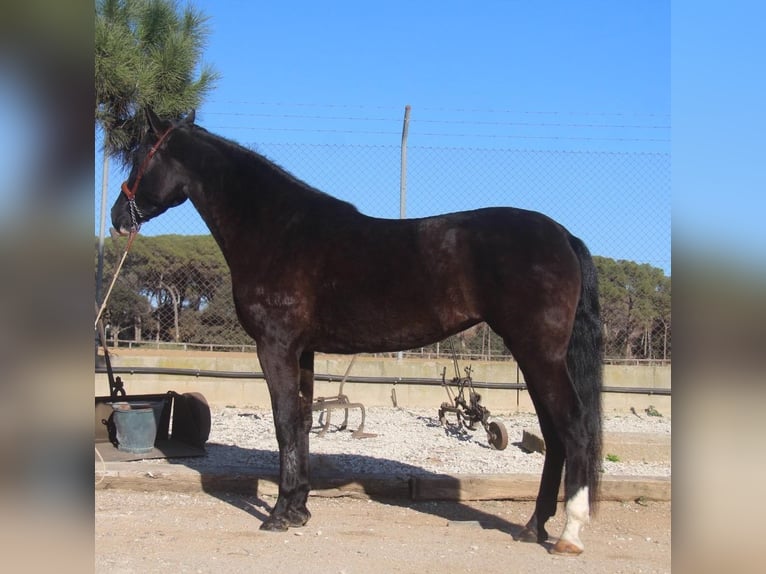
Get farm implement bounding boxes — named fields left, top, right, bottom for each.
left=438, top=350, right=508, bottom=451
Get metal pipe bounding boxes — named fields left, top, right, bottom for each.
left=95, top=365, right=671, bottom=396
left=96, top=150, right=110, bottom=304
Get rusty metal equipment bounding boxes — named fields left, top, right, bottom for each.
left=95, top=313, right=211, bottom=461
left=437, top=349, right=508, bottom=450
left=312, top=356, right=375, bottom=439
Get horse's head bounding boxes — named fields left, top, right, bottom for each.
left=110, top=108, right=196, bottom=235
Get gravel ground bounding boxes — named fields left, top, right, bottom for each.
left=143, top=405, right=671, bottom=477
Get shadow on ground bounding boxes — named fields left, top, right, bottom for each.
left=161, top=424, right=534, bottom=547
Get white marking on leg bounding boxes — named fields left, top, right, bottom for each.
left=559, top=487, right=589, bottom=550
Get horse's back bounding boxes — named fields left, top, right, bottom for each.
left=304, top=206, right=581, bottom=353
left=412, top=206, right=580, bottom=288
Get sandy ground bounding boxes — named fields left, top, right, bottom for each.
left=95, top=489, right=670, bottom=573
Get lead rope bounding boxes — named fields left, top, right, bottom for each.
left=96, top=124, right=174, bottom=329
left=94, top=229, right=138, bottom=329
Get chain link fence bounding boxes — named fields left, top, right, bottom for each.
left=95, top=142, right=670, bottom=363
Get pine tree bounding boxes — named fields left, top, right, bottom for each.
left=95, top=0, right=218, bottom=164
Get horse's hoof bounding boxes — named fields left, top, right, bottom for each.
left=549, top=539, right=584, bottom=556
left=285, top=507, right=311, bottom=527
left=259, top=516, right=289, bottom=532
left=517, top=524, right=548, bottom=544
left=516, top=526, right=539, bottom=543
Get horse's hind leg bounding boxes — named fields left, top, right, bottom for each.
left=516, top=357, right=592, bottom=555
left=517, top=386, right=565, bottom=545
left=258, top=348, right=315, bottom=532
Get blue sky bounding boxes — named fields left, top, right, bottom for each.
left=96, top=1, right=672, bottom=273
left=193, top=0, right=669, bottom=149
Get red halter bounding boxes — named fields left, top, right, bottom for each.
left=120, top=125, right=175, bottom=201
left=119, top=125, right=174, bottom=232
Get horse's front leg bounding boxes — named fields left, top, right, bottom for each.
left=258, top=348, right=315, bottom=532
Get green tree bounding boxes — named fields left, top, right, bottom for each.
left=104, top=282, right=152, bottom=344
left=96, top=239, right=154, bottom=344
left=652, top=274, right=672, bottom=360
left=178, top=273, right=253, bottom=347
left=594, top=257, right=671, bottom=361
left=95, top=0, right=218, bottom=163
left=97, top=235, right=248, bottom=346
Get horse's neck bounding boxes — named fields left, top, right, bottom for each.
left=182, top=135, right=304, bottom=262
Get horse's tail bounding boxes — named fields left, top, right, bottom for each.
left=567, top=233, right=604, bottom=512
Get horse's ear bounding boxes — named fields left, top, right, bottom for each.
left=145, top=107, right=168, bottom=134
left=183, top=110, right=196, bottom=125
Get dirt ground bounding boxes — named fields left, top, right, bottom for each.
left=95, top=489, right=670, bottom=573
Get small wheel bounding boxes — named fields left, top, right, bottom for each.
left=487, top=420, right=508, bottom=450
left=438, top=408, right=447, bottom=426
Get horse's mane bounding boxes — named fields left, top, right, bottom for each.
left=185, top=124, right=360, bottom=214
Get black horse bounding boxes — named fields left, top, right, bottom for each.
left=112, top=110, right=603, bottom=556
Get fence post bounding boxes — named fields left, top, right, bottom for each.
left=400, top=104, right=411, bottom=219
left=397, top=105, right=412, bottom=362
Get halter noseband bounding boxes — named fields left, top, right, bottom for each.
left=120, top=125, right=175, bottom=231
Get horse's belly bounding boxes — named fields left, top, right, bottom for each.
left=310, top=302, right=480, bottom=354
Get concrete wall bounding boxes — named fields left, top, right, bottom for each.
left=95, top=349, right=671, bottom=415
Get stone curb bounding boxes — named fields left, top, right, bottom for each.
left=95, top=461, right=671, bottom=502
left=520, top=429, right=671, bottom=463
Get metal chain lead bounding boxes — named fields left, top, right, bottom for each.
left=128, top=197, right=143, bottom=232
